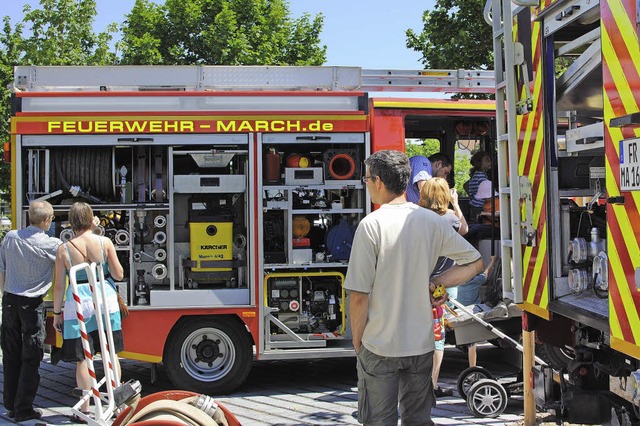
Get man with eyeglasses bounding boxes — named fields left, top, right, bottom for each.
left=346, top=150, right=483, bottom=425
left=405, top=152, right=453, bottom=204
left=0, top=200, right=61, bottom=422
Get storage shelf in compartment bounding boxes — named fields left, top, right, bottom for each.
left=557, top=147, right=604, bottom=157
left=292, top=208, right=363, bottom=214
left=51, top=204, right=169, bottom=212
left=264, top=140, right=365, bottom=145
left=559, top=189, right=603, bottom=198
left=125, top=306, right=159, bottom=311
left=96, top=203, right=171, bottom=210
left=264, top=262, right=349, bottom=269
left=264, top=181, right=363, bottom=190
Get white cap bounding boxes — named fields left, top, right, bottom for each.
left=475, top=180, right=497, bottom=200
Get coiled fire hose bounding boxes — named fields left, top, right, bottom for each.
left=118, top=394, right=228, bottom=426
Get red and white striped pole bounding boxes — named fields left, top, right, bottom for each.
left=68, top=263, right=104, bottom=421
left=92, top=263, right=119, bottom=407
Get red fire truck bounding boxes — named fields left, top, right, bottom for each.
left=489, top=0, right=640, bottom=422
left=8, top=65, right=494, bottom=394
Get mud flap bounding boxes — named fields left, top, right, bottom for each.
left=532, top=365, right=555, bottom=408
left=564, top=391, right=612, bottom=424
left=534, top=366, right=612, bottom=424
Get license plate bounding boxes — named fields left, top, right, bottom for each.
left=620, top=138, right=640, bottom=191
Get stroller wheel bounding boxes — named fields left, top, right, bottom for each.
left=466, top=379, right=508, bottom=418
left=457, top=366, right=494, bottom=400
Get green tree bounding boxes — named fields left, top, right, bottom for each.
left=454, top=151, right=472, bottom=196
left=0, top=17, right=23, bottom=197
left=405, top=0, right=491, bottom=192
left=0, top=1, right=117, bottom=196
left=405, top=139, right=440, bottom=159
left=406, top=0, right=493, bottom=99
left=119, top=0, right=326, bottom=65
left=19, top=0, right=116, bottom=65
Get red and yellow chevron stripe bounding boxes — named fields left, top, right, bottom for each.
left=515, top=15, right=550, bottom=319
left=602, top=0, right=640, bottom=359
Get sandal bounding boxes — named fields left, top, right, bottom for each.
left=434, top=387, right=454, bottom=398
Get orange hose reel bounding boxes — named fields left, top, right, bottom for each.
left=328, top=153, right=356, bottom=180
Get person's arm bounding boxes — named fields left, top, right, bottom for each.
left=432, top=224, right=484, bottom=289
left=485, top=255, right=498, bottom=276
left=343, top=221, right=376, bottom=353
left=450, top=189, right=468, bottom=235
left=431, top=258, right=484, bottom=289
left=349, top=290, right=369, bottom=353
left=453, top=206, right=468, bottom=235
left=104, top=238, right=124, bottom=281
left=52, top=245, right=67, bottom=332
left=0, top=242, right=6, bottom=295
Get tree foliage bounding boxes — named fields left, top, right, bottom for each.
left=0, top=18, right=23, bottom=201
left=405, top=0, right=492, bottom=192
left=0, top=0, right=327, bottom=200
left=118, top=0, right=326, bottom=65
left=19, top=0, right=116, bottom=65
left=406, top=0, right=493, bottom=99
left=406, top=0, right=493, bottom=70
left=0, top=0, right=116, bottom=199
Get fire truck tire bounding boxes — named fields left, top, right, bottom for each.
left=536, top=343, right=574, bottom=370
left=457, top=366, right=494, bottom=400
left=466, top=379, right=508, bottom=418
left=164, top=317, right=253, bottom=395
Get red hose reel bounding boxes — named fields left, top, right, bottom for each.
left=323, top=149, right=360, bottom=180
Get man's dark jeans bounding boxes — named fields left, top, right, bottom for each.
left=1, top=293, right=45, bottom=417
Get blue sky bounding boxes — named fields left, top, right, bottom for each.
left=3, top=0, right=434, bottom=69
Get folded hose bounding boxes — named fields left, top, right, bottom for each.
left=119, top=395, right=228, bottom=426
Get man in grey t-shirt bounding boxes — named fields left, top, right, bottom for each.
left=0, top=201, right=61, bottom=422
left=345, top=150, right=483, bottom=425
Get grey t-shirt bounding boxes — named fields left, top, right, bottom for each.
left=0, top=225, right=61, bottom=298
left=344, top=203, right=480, bottom=357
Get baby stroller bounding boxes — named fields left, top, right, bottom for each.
left=445, top=255, right=547, bottom=418
left=447, top=299, right=547, bottom=418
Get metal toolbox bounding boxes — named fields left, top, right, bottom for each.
left=174, top=175, right=246, bottom=193
left=284, top=167, right=323, bottom=185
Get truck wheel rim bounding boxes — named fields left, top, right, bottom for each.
left=180, top=327, right=236, bottom=382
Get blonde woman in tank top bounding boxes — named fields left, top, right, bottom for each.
left=52, top=202, right=124, bottom=419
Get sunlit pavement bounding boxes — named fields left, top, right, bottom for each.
left=0, top=344, right=537, bottom=425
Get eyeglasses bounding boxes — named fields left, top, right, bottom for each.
left=49, top=215, right=55, bottom=221
left=362, top=175, right=376, bottom=183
